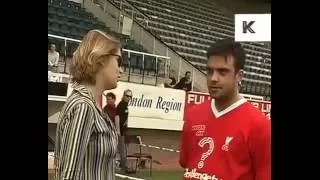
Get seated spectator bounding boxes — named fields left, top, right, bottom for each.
left=48, top=43, right=59, bottom=72
left=174, top=71, right=192, bottom=91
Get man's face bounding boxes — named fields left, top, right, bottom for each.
left=206, top=55, right=242, bottom=99
left=106, top=96, right=115, bottom=105
left=50, top=44, right=56, bottom=51
left=123, top=91, right=132, bottom=102
left=185, top=72, right=191, bottom=80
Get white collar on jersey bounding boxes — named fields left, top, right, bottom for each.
left=211, top=97, right=247, bottom=118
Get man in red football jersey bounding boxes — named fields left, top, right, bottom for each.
left=179, top=38, right=271, bottom=180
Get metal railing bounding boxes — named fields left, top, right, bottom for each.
left=48, top=34, right=170, bottom=86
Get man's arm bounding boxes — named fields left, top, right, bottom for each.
left=249, top=118, right=271, bottom=180
left=54, top=52, right=60, bottom=66
left=185, top=81, right=192, bottom=91
left=174, top=77, right=186, bottom=89
left=114, top=115, right=121, bottom=136
left=179, top=121, right=189, bottom=168
left=116, top=103, right=124, bottom=136
left=57, top=103, right=94, bottom=180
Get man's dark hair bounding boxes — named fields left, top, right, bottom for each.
left=106, top=92, right=116, bottom=99
left=206, top=38, right=246, bottom=71
left=185, top=71, right=191, bottom=76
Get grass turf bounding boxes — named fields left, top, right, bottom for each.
left=116, top=170, right=184, bottom=180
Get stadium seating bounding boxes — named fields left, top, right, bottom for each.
left=48, top=0, right=157, bottom=75
left=48, top=0, right=270, bottom=98
left=108, top=0, right=271, bottom=98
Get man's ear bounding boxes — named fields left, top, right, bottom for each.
left=237, top=69, right=244, bottom=80
left=236, top=70, right=244, bottom=88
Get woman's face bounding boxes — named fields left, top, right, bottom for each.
left=96, top=49, right=123, bottom=90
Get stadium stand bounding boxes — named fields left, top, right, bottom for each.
left=48, top=0, right=270, bottom=98
left=48, top=0, right=162, bottom=79
left=107, top=0, right=271, bottom=98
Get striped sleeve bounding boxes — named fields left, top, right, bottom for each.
left=59, top=102, right=95, bottom=180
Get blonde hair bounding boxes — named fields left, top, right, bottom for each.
left=70, top=30, right=121, bottom=84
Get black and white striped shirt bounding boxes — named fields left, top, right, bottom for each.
left=55, top=85, right=118, bottom=180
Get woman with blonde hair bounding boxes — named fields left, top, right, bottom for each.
left=55, top=30, right=123, bottom=180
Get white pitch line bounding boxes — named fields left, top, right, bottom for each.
left=141, top=144, right=180, bottom=153
left=115, top=173, right=146, bottom=180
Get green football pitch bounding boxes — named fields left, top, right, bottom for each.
left=49, top=170, right=184, bottom=180
left=116, top=170, right=184, bottom=180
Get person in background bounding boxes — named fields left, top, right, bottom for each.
left=55, top=30, right=123, bottom=180
left=103, top=92, right=120, bottom=169
left=115, top=89, right=133, bottom=172
left=103, top=92, right=117, bottom=123
left=48, top=43, right=60, bottom=72
left=174, top=71, right=192, bottom=91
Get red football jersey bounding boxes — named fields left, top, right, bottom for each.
left=179, top=98, right=270, bottom=180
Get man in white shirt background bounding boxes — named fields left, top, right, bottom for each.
left=48, top=43, right=60, bottom=72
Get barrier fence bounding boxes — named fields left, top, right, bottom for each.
left=48, top=81, right=270, bottom=132
left=48, top=33, right=171, bottom=86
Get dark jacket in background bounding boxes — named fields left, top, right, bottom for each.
left=116, top=101, right=129, bottom=136
left=174, top=77, right=192, bottom=91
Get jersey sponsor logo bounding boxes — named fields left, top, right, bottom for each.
left=197, top=137, right=214, bottom=169
left=192, top=125, right=206, bottom=137
left=221, top=136, right=233, bottom=152
left=184, top=168, right=222, bottom=180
